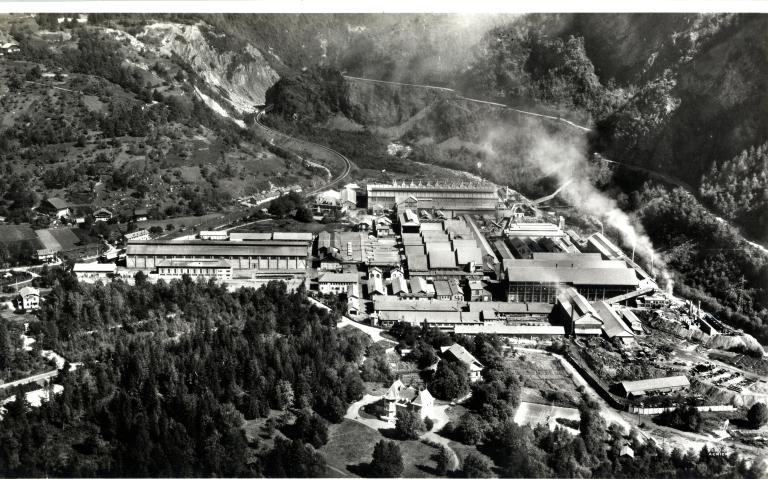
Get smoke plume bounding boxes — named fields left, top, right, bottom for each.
left=488, top=117, right=669, bottom=288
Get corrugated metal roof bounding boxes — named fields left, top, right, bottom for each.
left=402, top=234, right=424, bottom=246
left=429, top=251, right=457, bottom=269
left=157, top=260, right=230, bottom=268
left=273, top=232, right=314, bottom=241
left=229, top=232, right=273, bottom=241
left=404, top=245, right=425, bottom=256
left=420, top=222, right=444, bottom=231
left=73, top=262, right=116, bottom=272
left=468, top=302, right=552, bottom=314
left=127, top=240, right=309, bottom=257
left=455, top=246, right=483, bottom=265
left=374, top=298, right=464, bottom=312
left=319, top=272, right=358, bottom=283
left=620, top=376, right=690, bottom=393
left=455, top=324, right=566, bottom=336
left=507, top=267, right=639, bottom=286
left=407, top=253, right=428, bottom=271
left=592, top=301, right=634, bottom=338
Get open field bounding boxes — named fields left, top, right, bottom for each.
left=47, top=228, right=82, bottom=250
left=513, top=401, right=580, bottom=434
left=321, top=419, right=443, bottom=478
left=506, top=351, right=583, bottom=407
left=0, top=224, right=38, bottom=244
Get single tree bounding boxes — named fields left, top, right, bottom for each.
left=395, top=408, right=425, bottom=439
left=436, top=445, right=452, bottom=475
left=370, top=440, right=403, bottom=478
left=462, top=452, right=493, bottom=478
left=747, top=402, right=768, bottom=429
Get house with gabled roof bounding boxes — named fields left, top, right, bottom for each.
left=17, top=286, right=40, bottom=311
left=39, top=198, right=70, bottom=218
left=378, top=379, right=435, bottom=424
left=440, top=343, right=484, bottom=382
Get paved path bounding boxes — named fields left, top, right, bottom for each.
left=338, top=316, right=397, bottom=344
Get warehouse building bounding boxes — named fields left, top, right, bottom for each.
left=552, top=288, right=604, bottom=336
left=454, top=324, right=565, bottom=338
left=367, top=180, right=499, bottom=214
left=126, top=240, right=310, bottom=277
left=618, top=376, right=690, bottom=398
left=73, top=262, right=117, bottom=282
left=319, top=272, right=358, bottom=295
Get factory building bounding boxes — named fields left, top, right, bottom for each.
left=503, top=254, right=639, bottom=303
left=126, top=240, right=310, bottom=277
left=156, top=260, right=233, bottom=281
left=366, top=180, right=499, bottom=214
left=552, top=288, right=604, bottom=336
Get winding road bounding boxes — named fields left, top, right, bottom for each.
left=254, top=110, right=353, bottom=198
left=344, top=75, right=592, bottom=133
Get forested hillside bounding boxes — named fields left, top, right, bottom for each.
left=1, top=273, right=367, bottom=476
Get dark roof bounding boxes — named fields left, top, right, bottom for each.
left=43, top=197, right=69, bottom=210
left=134, top=208, right=149, bottom=216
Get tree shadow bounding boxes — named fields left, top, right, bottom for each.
left=378, top=427, right=401, bottom=439
left=347, top=462, right=372, bottom=477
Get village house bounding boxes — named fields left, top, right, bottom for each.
left=35, top=248, right=57, bottom=263
left=133, top=208, right=149, bottom=222
left=93, top=207, right=113, bottom=222
left=374, top=216, right=393, bottom=237
left=17, top=286, right=40, bottom=311
left=39, top=198, right=71, bottom=219
left=440, top=343, right=484, bottom=382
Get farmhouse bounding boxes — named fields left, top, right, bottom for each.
left=93, top=207, right=113, bottom=222
left=39, top=198, right=71, bottom=218
left=441, top=343, right=484, bottom=382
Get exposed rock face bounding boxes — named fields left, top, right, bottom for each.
left=137, top=22, right=279, bottom=113
left=346, top=79, right=457, bottom=127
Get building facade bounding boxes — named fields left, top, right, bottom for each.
left=126, top=240, right=310, bottom=277
left=156, top=260, right=233, bottom=281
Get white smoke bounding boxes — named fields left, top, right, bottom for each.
left=487, top=117, right=670, bottom=289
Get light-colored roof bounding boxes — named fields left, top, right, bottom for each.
left=428, top=251, right=457, bottom=269
left=126, top=240, right=309, bottom=257
left=73, top=262, right=116, bottom=272
left=441, top=344, right=483, bottom=371
left=374, top=298, right=464, bottom=312
left=455, top=247, right=483, bottom=266
left=229, top=232, right=272, bottom=241
left=407, top=254, right=429, bottom=272
left=592, top=301, right=634, bottom=338
left=620, top=376, right=690, bottom=393
left=93, top=207, right=113, bottom=216
left=272, top=232, right=314, bottom=241
left=409, top=276, right=430, bottom=294
left=412, top=388, right=434, bottom=406
left=384, top=379, right=405, bottom=400
left=506, top=266, right=639, bottom=287
left=19, top=286, right=39, bottom=297
left=392, top=276, right=409, bottom=295
left=368, top=276, right=387, bottom=295
left=588, top=232, right=624, bottom=259
left=420, top=222, right=444, bottom=231
left=319, top=272, right=359, bottom=283
left=379, top=310, right=479, bottom=325
left=454, top=324, right=566, bottom=336
left=468, top=302, right=552, bottom=314
left=531, top=252, right=603, bottom=261
left=157, top=260, right=231, bottom=269
left=401, top=233, right=424, bottom=245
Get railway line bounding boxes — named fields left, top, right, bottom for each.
left=254, top=109, right=353, bottom=198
